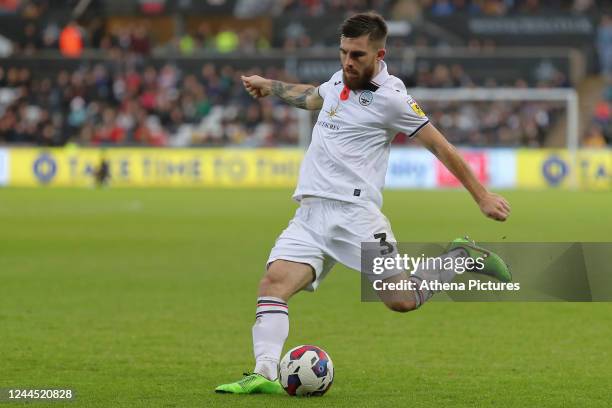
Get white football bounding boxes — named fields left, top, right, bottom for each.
left=279, top=345, right=334, bottom=396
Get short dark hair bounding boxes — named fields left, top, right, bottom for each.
left=340, top=12, right=388, bottom=46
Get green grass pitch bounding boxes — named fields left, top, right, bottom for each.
left=0, top=188, right=611, bottom=407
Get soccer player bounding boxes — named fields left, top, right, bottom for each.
left=216, top=12, right=511, bottom=394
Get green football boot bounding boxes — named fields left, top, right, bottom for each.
left=215, top=373, right=285, bottom=395
left=448, top=237, right=512, bottom=283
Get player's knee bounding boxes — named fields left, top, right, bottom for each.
left=259, top=262, right=291, bottom=298
left=385, top=299, right=417, bottom=313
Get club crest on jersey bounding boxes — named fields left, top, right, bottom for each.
left=359, top=90, right=373, bottom=106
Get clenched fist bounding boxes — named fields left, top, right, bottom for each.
left=241, top=75, right=272, bottom=98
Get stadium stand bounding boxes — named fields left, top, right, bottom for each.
left=0, top=0, right=610, bottom=147
left=0, top=63, right=300, bottom=146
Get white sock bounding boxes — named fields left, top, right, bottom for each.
left=410, top=248, right=468, bottom=308
left=252, top=296, right=289, bottom=381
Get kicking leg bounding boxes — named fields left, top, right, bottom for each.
left=373, top=247, right=470, bottom=312
left=373, top=271, right=418, bottom=313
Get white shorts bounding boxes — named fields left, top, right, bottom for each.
left=267, top=197, right=399, bottom=291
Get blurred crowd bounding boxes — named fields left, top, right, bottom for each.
left=3, top=19, right=272, bottom=57
left=0, top=0, right=610, bottom=147
left=403, top=63, right=566, bottom=147
left=584, top=85, right=612, bottom=147
left=166, top=23, right=270, bottom=56
left=584, top=13, right=612, bottom=146
left=410, top=63, right=569, bottom=88
left=0, top=59, right=573, bottom=148
left=279, top=0, right=395, bottom=16
left=0, top=64, right=299, bottom=147
left=272, top=0, right=600, bottom=16
left=1, top=0, right=609, bottom=57
left=416, top=100, right=562, bottom=147
left=421, top=0, right=599, bottom=15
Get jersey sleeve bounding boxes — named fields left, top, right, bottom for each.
left=317, top=70, right=341, bottom=100
left=387, top=93, right=430, bottom=138
left=317, top=80, right=331, bottom=99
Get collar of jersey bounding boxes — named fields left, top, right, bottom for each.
left=338, top=61, right=390, bottom=94
left=369, top=60, right=389, bottom=90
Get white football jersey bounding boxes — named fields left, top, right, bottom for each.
left=293, top=61, right=429, bottom=208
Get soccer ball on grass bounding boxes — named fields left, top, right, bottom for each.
left=279, top=345, right=334, bottom=396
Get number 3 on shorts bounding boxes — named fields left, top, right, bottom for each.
left=373, top=232, right=394, bottom=255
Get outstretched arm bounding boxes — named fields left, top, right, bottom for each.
left=415, top=123, right=511, bottom=222
left=241, top=75, right=323, bottom=110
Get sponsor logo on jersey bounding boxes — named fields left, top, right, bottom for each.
left=359, top=90, right=373, bottom=106
left=408, top=98, right=426, bottom=117
left=316, top=120, right=340, bottom=131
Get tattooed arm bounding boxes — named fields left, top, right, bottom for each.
left=270, top=81, right=322, bottom=110
left=241, top=75, right=323, bottom=110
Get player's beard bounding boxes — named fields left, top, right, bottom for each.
left=342, top=62, right=376, bottom=90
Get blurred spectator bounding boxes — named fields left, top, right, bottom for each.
left=41, top=21, right=60, bottom=49
left=585, top=98, right=612, bottom=146
left=179, top=33, right=196, bottom=55
left=573, top=0, right=595, bottom=12
left=0, top=34, right=13, bottom=56
left=0, top=0, right=19, bottom=13
left=391, top=0, right=423, bottom=21
left=239, top=28, right=270, bottom=53
left=583, top=124, right=608, bottom=147
left=597, top=15, right=612, bottom=81
left=130, top=25, right=151, bottom=56
left=215, top=30, right=240, bottom=53
left=429, top=0, right=456, bottom=16
left=59, top=21, right=84, bottom=58
left=282, top=21, right=313, bottom=51
left=20, top=22, right=41, bottom=54
left=89, top=17, right=105, bottom=49
left=194, top=22, right=214, bottom=50
left=517, top=0, right=541, bottom=14
left=20, top=0, right=45, bottom=19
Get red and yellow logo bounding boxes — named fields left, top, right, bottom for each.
left=409, top=100, right=426, bottom=117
